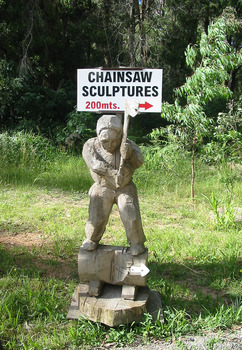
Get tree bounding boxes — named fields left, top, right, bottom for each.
left=152, top=7, right=242, bottom=200
left=0, top=0, right=105, bottom=133
left=95, top=0, right=164, bottom=67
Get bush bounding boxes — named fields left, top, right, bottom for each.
left=56, top=110, right=98, bottom=151
left=0, top=131, right=56, bottom=171
left=0, top=59, right=73, bottom=136
left=202, top=99, right=242, bottom=164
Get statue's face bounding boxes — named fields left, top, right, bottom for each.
left=99, top=129, right=121, bottom=153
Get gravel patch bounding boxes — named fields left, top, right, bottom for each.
left=107, top=326, right=242, bottom=350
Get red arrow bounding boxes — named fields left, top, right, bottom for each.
left=139, top=102, right=153, bottom=110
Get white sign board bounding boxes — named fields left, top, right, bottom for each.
left=77, top=68, right=162, bottom=113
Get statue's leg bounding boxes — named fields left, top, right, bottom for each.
left=83, top=184, right=114, bottom=249
left=117, top=183, right=146, bottom=255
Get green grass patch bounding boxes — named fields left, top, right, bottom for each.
left=0, top=132, right=241, bottom=348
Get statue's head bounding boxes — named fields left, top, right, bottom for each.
left=96, top=115, right=122, bottom=153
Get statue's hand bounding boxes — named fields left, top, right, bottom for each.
left=120, top=142, right=132, bottom=160
left=115, top=170, right=124, bottom=188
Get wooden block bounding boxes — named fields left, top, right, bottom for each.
left=77, top=283, right=89, bottom=296
left=78, top=284, right=149, bottom=326
left=78, top=245, right=148, bottom=287
left=68, top=285, right=163, bottom=326
left=88, top=280, right=103, bottom=297
left=77, top=283, right=88, bottom=309
left=121, top=285, right=137, bottom=300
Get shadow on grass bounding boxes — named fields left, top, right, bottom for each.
left=0, top=243, right=78, bottom=282
left=0, top=243, right=78, bottom=347
left=147, top=259, right=241, bottom=317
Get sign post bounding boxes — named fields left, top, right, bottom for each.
left=77, top=68, right=162, bottom=113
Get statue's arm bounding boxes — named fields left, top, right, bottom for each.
left=82, top=139, right=118, bottom=182
left=122, top=140, right=143, bottom=170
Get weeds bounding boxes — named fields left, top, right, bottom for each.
left=0, top=131, right=56, bottom=170
left=0, top=131, right=92, bottom=191
left=106, top=323, right=136, bottom=346
left=207, top=191, right=236, bottom=229
left=69, top=317, right=106, bottom=347
left=204, top=160, right=241, bottom=229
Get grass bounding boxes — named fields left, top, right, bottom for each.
left=0, top=132, right=241, bottom=349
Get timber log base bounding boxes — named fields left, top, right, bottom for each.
left=67, top=244, right=162, bottom=326
left=67, top=284, right=162, bottom=327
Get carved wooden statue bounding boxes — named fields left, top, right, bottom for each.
left=82, top=114, right=146, bottom=256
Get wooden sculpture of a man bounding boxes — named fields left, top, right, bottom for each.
left=81, top=114, right=146, bottom=256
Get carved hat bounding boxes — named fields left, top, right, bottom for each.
left=96, top=115, right=122, bottom=136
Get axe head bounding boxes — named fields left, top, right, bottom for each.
left=125, top=100, right=139, bottom=117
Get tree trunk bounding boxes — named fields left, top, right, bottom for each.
left=191, top=134, right=196, bottom=201
left=128, top=0, right=137, bottom=66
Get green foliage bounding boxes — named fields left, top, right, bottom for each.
left=0, top=0, right=105, bottom=135
left=0, top=59, right=72, bottom=135
left=0, top=60, right=21, bottom=127
left=69, top=317, right=106, bottom=346
left=202, top=158, right=241, bottom=230
left=140, top=142, right=190, bottom=177
left=203, top=98, right=242, bottom=163
left=134, top=142, right=192, bottom=195
left=137, top=302, right=242, bottom=340
left=13, top=85, right=71, bottom=134
left=106, top=324, right=136, bottom=346
left=57, top=110, right=98, bottom=150
left=0, top=131, right=55, bottom=170
left=152, top=8, right=242, bottom=199
left=0, top=131, right=93, bottom=191
left=206, top=191, right=236, bottom=229
left=160, top=7, right=241, bottom=142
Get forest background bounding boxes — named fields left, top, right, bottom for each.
left=0, top=0, right=241, bottom=155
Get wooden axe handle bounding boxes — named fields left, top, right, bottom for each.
left=116, top=100, right=139, bottom=187
left=121, top=109, right=130, bottom=146
left=118, top=110, right=129, bottom=172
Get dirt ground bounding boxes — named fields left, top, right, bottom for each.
left=0, top=231, right=74, bottom=279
